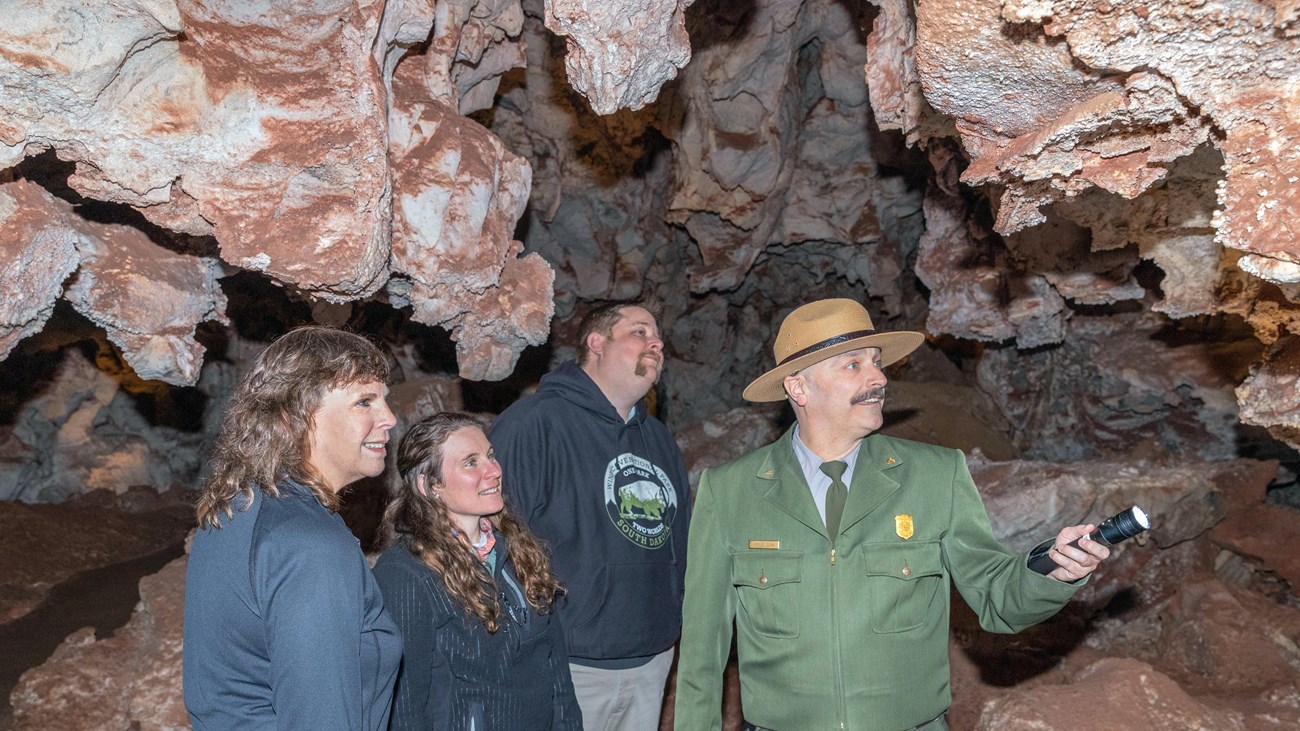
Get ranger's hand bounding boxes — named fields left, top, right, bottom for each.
left=1046, top=524, right=1110, bottom=582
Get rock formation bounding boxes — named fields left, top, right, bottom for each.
left=0, top=0, right=562, bottom=384
left=3, top=0, right=1293, bottom=442
left=10, top=555, right=189, bottom=731
left=885, top=0, right=1300, bottom=450
left=544, top=0, right=695, bottom=114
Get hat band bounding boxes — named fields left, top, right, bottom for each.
left=777, top=329, right=877, bottom=368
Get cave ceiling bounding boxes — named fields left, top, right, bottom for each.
left=0, top=0, right=1298, bottom=454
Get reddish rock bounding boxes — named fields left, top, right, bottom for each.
left=900, top=0, right=1300, bottom=431
left=865, top=0, right=954, bottom=147
left=449, top=248, right=556, bottom=381
left=0, top=489, right=193, bottom=623
left=2, top=0, right=396, bottom=298
left=962, top=73, right=1210, bottom=235
left=975, top=657, right=1249, bottom=730
left=1, top=0, right=551, bottom=382
left=1209, top=458, right=1279, bottom=512
left=1210, top=503, right=1300, bottom=591
left=970, top=455, right=1276, bottom=609
left=0, top=180, right=81, bottom=360
left=947, top=533, right=1300, bottom=731
left=1154, top=577, right=1300, bottom=695
left=390, top=0, right=526, bottom=115
left=389, top=56, right=552, bottom=381
left=543, top=0, right=693, bottom=114
left=912, top=0, right=1124, bottom=161
left=11, top=556, right=188, bottom=731
left=1004, top=0, right=1300, bottom=285
left=64, top=221, right=226, bottom=386
left=0, top=177, right=225, bottom=387
left=1236, top=335, right=1300, bottom=454
left=970, top=456, right=1256, bottom=551
left=915, top=143, right=1082, bottom=349
left=915, top=192, right=1016, bottom=343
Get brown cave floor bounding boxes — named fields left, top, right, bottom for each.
left=0, top=491, right=194, bottom=730
left=3, top=487, right=1297, bottom=730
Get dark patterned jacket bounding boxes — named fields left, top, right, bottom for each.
left=372, top=533, right=582, bottom=731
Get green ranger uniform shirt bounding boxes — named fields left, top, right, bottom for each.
left=674, top=430, right=1081, bottom=731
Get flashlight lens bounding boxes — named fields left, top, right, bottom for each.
left=1096, top=506, right=1151, bottom=545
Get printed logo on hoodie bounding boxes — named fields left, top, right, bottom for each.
left=603, top=453, right=678, bottom=549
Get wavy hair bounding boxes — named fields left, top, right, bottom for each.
left=381, top=412, right=561, bottom=633
left=196, top=326, right=391, bottom=528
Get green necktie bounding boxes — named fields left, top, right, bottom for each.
left=820, top=460, right=848, bottom=541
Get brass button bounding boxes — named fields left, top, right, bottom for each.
left=759, top=574, right=768, bottom=585
left=901, top=567, right=912, bottom=577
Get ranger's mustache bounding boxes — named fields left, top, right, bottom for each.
left=851, top=387, right=887, bottom=405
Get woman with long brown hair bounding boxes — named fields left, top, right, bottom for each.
left=183, top=326, right=401, bottom=731
left=373, top=411, right=581, bottom=731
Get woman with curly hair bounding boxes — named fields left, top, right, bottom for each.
left=183, top=326, right=401, bottom=731
left=373, top=411, right=582, bottom=731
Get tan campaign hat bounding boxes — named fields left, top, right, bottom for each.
left=742, top=299, right=925, bottom=402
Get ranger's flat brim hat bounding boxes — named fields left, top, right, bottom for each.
left=742, top=298, right=926, bottom=402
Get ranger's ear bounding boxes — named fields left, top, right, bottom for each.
left=783, top=372, right=809, bottom=407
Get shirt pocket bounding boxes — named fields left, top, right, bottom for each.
left=861, top=541, right=944, bottom=634
left=731, top=551, right=803, bottom=639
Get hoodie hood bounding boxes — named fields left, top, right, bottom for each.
left=535, top=361, right=648, bottom=427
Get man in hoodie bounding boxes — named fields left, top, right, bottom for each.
left=489, top=301, right=691, bottom=731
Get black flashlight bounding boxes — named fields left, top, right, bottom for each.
left=1027, top=505, right=1150, bottom=575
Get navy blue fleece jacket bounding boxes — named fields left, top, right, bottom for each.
left=183, top=480, right=401, bottom=731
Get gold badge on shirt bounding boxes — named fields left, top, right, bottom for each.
left=895, top=514, right=914, bottom=540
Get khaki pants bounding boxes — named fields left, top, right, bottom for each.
left=569, top=647, right=675, bottom=731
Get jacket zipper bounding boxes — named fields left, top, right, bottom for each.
left=830, top=539, right=846, bottom=730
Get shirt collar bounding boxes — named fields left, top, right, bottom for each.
left=791, top=424, right=862, bottom=484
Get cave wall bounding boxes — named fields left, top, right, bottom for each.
left=873, top=0, right=1300, bottom=455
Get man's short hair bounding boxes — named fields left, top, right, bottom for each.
left=575, top=299, right=655, bottom=366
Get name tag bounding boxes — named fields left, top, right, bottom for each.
left=748, top=540, right=781, bottom=550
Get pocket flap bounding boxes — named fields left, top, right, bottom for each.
left=732, top=551, right=802, bottom=589
left=862, top=542, right=942, bottom=581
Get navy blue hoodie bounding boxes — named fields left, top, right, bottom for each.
left=489, top=361, right=690, bottom=663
